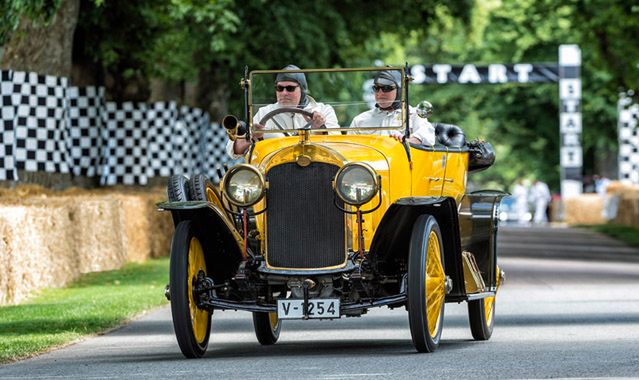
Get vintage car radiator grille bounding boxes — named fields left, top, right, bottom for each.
left=266, top=162, right=345, bottom=269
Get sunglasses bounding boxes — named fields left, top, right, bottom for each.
left=373, top=85, right=397, bottom=93
left=275, top=85, right=300, bottom=92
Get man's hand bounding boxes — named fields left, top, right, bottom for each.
left=389, top=131, right=403, bottom=142
left=252, top=123, right=266, bottom=140
left=389, top=132, right=422, bottom=145
left=303, top=112, right=326, bottom=129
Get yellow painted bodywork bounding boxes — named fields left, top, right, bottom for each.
left=247, top=134, right=469, bottom=264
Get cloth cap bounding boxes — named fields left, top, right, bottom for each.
left=275, top=64, right=308, bottom=106
left=374, top=70, right=401, bottom=88
left=374, top=70, right=402, bottom=110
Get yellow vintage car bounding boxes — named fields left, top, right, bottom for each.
left=158, top=66, right=506, bottom=358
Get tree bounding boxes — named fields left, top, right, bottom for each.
left=1, top=0, right=80, bottom=78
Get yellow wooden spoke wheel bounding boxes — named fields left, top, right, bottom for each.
left=252, top=311, right=281, bottom=345
left=468, top=265, right=499, bottom=340
left=169, top=221, right=212, bottom=358
left=407, top=215, right=446, bottom=353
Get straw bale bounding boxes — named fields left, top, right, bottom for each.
left=0, top=185, right=173, bottom=305
left=563, top=194, right=604, bottom=225
left=614, top=186, right=639, bottom=227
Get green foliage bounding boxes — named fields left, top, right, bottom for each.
left=0, top=0, right=62, bottom=45
left=584, top=223, right=639, bottom=248
left=0, top=258, right=169, bottom=363
left=381, top=0, right=639, bottom=191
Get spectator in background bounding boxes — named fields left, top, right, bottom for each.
left=512, top=178, right=530, bottom=224
left=594, top=175, right=611, bottom=196
left=531, top=179, right=551, bottom=224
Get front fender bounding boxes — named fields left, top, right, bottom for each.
left=369, top=197, right=465, bottom=297
left=158, top=201, right=244, bottom=282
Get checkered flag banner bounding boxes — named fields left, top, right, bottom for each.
left=618, top=92, right=639, bottom=184
left=100, top=102, right=149, bottom=186
left=11, top=71, right=69, bottom=174
left=0, top=70, right=18, bottom=181
left=66, top=86, right=104, bottom=177
left=1, top=69, right=243, bottom=186
left=147, top=101, right=178, bottom=178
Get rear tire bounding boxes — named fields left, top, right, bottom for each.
left=468, top=296, right=495, bottom=340
left=407, top=215, right=446, bottom=353
left=170, top=221, right=211, bottom=358
left=252, top=312, right=281, bottom=345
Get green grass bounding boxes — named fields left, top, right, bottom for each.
left=0, top=257, right=169, bottom=363
left=584, top=223, right=639, bottom=248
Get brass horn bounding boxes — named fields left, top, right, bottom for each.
left=222, top=115, right=248, bottom=141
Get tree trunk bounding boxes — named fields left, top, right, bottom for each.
left=1, top=0, right=80, bottom=78
left=149, top=78, right=183, bottom=103
left=183, top=64, right=230, bottom=123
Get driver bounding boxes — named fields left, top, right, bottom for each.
left=350, top=70, right=435, bottom=146
left=226, top=64, right=339, bottom=158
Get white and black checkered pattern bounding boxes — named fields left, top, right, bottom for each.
left=100, top=102, right=149, bottom=186
left=618, top=94, right=639, bottom=184
left=147, top=101, right=178, bottom=178
left=177, top=105, right=207, bottom=175
left=66, top=86, right=104, bottom=177
left=11, top=71, right=69, bottom=174
left=1, top=69, right=244, bottom=186
left=0, top=70, right=18, bottom=181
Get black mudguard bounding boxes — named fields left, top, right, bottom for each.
left=158, top=201, right=244, bottom=283
left=369, top=197, right=465, bottom=297
left=458, top=190, right=508, bottom=291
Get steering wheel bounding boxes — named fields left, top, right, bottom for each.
left=258, top=107, right=325, bottom=135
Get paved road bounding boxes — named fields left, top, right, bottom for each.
left=1, top=225, right=639, bottom=379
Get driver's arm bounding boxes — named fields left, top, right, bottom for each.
left=231, top=123, right=264, bottom=155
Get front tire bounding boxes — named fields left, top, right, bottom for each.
left=170, top=221, right=211, bottom=358
left=407, top=215, right=446, bottom=353
left=252, top=312, right=281, bottom=345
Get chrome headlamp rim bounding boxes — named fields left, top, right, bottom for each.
left=333, top=162, right=380, bottom=206
left=221, top=164, right=266, bottom=207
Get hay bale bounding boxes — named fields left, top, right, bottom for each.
left=613, top=184, right=639, bottom=227
left=68, top=197, right=128, bottom=273
left=0, top=185, right=173, bottom=305
left=563, top=194, right=605, bottom=225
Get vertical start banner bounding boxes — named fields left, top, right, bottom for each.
left=558, top=45, right=582, bottom=198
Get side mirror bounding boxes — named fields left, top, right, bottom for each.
left=416, top=100, right=433, bottom=118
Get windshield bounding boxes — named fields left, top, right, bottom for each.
left=248, top=67, right=407, bottom=135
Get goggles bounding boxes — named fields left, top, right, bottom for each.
left=275, top=85, right=300, bottom=92
left=373, top=84, right=397, bottom=93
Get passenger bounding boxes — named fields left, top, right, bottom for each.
left=226, top=64, right=339, bottom=158
left=350, top=70, right=435, bottom=146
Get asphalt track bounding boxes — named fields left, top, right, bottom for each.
left=1, top=225, right=639, bottom=379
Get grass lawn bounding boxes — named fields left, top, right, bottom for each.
left=0, top=257, right=169, bottom=364
left=583, top=223, right=639, bottom=248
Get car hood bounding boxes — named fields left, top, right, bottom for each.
left=250, top=134, right=410, bottom=175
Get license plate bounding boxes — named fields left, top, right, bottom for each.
left=277, top=299, right=340, bottom=319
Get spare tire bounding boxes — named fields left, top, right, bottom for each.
left=167, top=175, right=189, bottom=202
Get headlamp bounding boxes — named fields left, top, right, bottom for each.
left=334, top=163, right=380, bottom=206
left=222, top=164, right=266, bottom=207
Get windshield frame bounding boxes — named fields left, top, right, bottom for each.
left=247, top=66, right=407, bottom=135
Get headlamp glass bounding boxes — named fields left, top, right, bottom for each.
left=335, top=164, right=379, bottom=206
left=224, top=166, right=265, bottom=207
